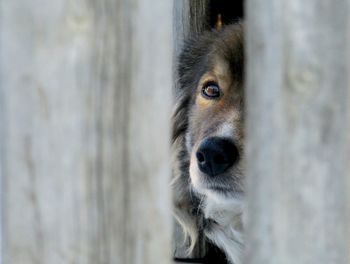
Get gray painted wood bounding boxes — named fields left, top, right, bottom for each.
left=0, top=1, right=172, bottom=264
left=246, top=0, right=350, bottom=263
left=172, top=0, right=210, bottom=260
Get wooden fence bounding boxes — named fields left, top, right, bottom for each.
left=0, top=1, right=172, bottom=264
left=245, top=0, right=350, bottom=263
left=0, top=0, right=349, bottom=264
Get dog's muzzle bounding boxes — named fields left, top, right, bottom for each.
left=196, top=137, right=239, bottom=177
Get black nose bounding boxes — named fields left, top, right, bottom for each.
left=196, top=137, right=239, bottom=177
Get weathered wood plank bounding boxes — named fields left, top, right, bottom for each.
left=246, top=0, right=350, bottom=263
left=0, top=1, right=172, bottom=264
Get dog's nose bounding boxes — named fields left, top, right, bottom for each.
left=196, top=137, right=239, bottom=177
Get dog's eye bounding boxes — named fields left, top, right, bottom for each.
left=202, top=83, right=221, bottom=99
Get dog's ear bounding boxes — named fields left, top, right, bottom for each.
left=215, top=14, right=223, bottom=30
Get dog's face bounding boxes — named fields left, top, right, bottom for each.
left=176, top=24, right=244, bottom=200
left=172, top=24, right=244, bottom=263
left=187, top=57, right=244, bottom=199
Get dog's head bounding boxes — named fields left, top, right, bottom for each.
left=173, top=24, right=244, bottom=201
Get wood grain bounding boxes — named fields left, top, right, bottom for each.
left=0, top=1, right=172, bottom=263
left=246, top=0, right=350, bottom=263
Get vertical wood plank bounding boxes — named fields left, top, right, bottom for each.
left=0, top=1, right=172, bottom=264
left=246, top=0, right=350, bottom=263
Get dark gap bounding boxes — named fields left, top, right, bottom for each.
left=209, top=0, right=244, bottom=28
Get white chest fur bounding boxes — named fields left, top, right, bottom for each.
left=202, top=193, right=244, bottom=264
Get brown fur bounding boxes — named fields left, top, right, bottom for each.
left=172, top=23, right=244, bottom=263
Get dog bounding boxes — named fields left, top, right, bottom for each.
left=172, top=23, right=244, bottom=264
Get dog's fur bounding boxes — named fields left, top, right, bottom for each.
left=172, top=23, right=244, bottom=264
